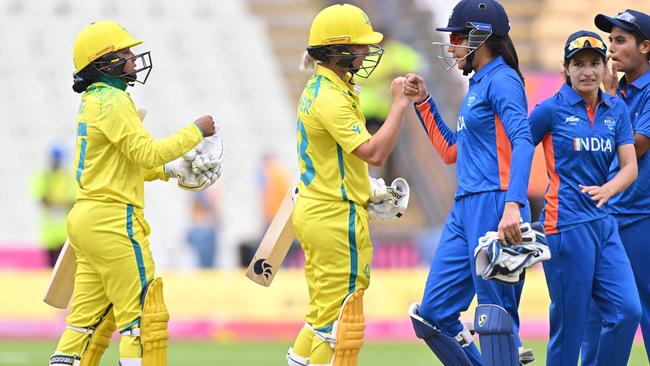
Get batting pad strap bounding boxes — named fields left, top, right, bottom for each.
left=286, top=347, right=310, bottom=366
left=332, top=289, right=365, bottom=366
left=141, top=277, right=169, bottom=366
left=66, top=325, right=94, bottom=335
left=474, top=304, right=519, bottom=366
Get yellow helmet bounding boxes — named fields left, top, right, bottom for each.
left=73, top=21, right=142, bottom=73
left=308, top=4, right=383, bottom=47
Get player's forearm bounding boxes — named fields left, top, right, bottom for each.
left=505, top=139, right=534, bottom=206
left=359, top=102, right=407, bottom=166
left=605, top=159, right=638, bottom=196
left=414, top=96, right=457, bottom=164
left=123, top=124, right=203, bottom=169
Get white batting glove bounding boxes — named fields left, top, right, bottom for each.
left=369, top=177, right=389, bottom=203
left=367, top=178, right=410, bottom=220
left=191, top=135, right=224, bottom=174
left=164, top=155, right=213, bottom=191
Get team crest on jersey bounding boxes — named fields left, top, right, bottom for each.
left=573, top=137, right=612, bottom=152
left=466, top=93, right=477, bottom=108
left=603, top=116, right=616, bottom=131
left=351, top=125, right=361, bottom=134
left=564, top=115, right=580, bottom=125
left=456, top=116, right=467, bottom=132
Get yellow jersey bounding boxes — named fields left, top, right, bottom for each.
left=73, top=82, right=203, bottom=209
left=296, top=65, right=372, bottom=205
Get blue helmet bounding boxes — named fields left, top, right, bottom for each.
left=437, top=0, right=510, bottom=37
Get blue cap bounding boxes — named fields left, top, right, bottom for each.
left=564, top=30, right=607, bottom=60
left=595, top=10, right=650, bottom=40
left=436, top=0, right=510, bottom=37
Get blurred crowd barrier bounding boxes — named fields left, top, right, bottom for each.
left=0, top=267, right=554, bottom=341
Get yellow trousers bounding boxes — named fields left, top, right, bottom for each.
left=291, top=196, right=372, bottom=364
left=56, top=200, right=155, bottom=358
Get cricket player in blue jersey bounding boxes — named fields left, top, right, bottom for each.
left=403, top=0, right=535, bottom=364
left=581, top=10, right=650, bottom=365
left=529, top=30, right=640, bottom=366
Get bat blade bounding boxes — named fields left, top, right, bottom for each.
left=43, top=239, right=76, bottom=309
left=245, top=187, right=295, bottom=287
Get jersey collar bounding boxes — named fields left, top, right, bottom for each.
left=97, top=75, right=128, bottom=91
left=560, top=83, right=611, bottom=108
left=316, top=64, right=355, bottom=93
left=470, top=56, right=505, bottom=83
left=619, top=68, right=650, bottom=90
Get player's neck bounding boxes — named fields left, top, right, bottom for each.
left=624, top=62, right=650, bottom=85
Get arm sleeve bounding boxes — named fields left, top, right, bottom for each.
left=616, top=101, right=635, bottom=146
left=98, top=93, right=204, bottom=169
left=633, top=93, right=650, bottom=138
left=528, top=102, right=553, bottom=146
left=414, top=96, right=457, bottom=164
left=144, top=166, right=169, bottom=182
left=489, top=73, right=534, bottom=205
left=318, top=93, right=371, bottom=154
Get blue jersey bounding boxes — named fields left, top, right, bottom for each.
left=529, top=84, right=634, bottom=234
left=607, top=70, right=650, bottom=215
left=414, top=56, right=533, bottom=205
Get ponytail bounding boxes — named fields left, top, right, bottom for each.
left=485, top=35, right=525, bottom=85
left=72, top=64, right=102, bottom=93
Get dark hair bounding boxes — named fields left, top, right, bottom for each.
left=563, top=52, right=607, bottom=86
left=72, top=64, right=102, bottom=93
left=484, top=35, right=524, bottom=84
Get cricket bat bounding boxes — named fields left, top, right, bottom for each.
left=43, top=239, right=76, bottom=309
left=245, top=187, right=296, bottom=287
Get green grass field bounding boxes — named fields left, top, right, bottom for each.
left=0, top=341, right=647, bottom=365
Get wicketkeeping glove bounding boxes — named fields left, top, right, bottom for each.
left=190, top=135, right=224, bottom=174
left=369, top=177, right=389, bottom=203
left=474, top=222, right=550, bottom=284
left=164, top=155, right=216, bottom=191
left=367, top=178, right=410, bottom=220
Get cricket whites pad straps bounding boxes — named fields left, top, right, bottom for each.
left=474, top=222, right=550, bottom=284
left=79, top=307, right=117, bottom=366
left=474, top=304, right=518, bottom=366
left=408, top=303, right=473, bottom=366
left=286, top=347, right=310, bottom=366
left=332, top=289, right=365, bottom=366
left=141, top=277, right=169, bottom=366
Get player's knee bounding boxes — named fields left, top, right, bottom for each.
left=418, top=302, right=452, bottom=332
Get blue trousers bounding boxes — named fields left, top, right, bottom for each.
left=543, top=215, right=641, bottom=366
left=419, top=191, right=529, bottom=365
left=581, top=214, right=650, bottom=366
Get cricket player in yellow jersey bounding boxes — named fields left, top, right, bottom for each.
left=49, top=21, right=222, bottom=366
left=287, top=4, right=411, bottom=366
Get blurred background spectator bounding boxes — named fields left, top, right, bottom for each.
left=29, top=142, right=76, bottom=267
left=186, top=188, right=220, bottom=268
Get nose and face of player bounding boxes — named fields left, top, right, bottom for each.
left=448, top=33, right=470, bottom=70
left=565, top=49, right=605, bottom=97
left=609, top=26, right=650, bottom=73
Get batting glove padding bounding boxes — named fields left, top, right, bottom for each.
left=190, top=135, right=224, bottom=174
left=369, top=177, right=389, bottom=203
left=367, top=178, right=410, bottom=221
left=474, top=222, right=550, bottom=284
left=164, top=153, right=220, bottom=192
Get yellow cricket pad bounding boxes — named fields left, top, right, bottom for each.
left=79, top=309, right=116, bottom=366
left=141, top=277, right=169, bottom=366
left=333, top=289, right=365, bottom=366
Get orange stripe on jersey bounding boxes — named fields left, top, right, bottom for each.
left=586, top=104, right=596, bottom=128
left=418, top=101, right=457, bottom=164
left=494, top=114, right=512, bottom=190
left=542, top=134, right=559, bottom=234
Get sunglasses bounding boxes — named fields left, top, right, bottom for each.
left=566, top=36, right=606, bottom=52
left=449, top=33, right=468, bottom=45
